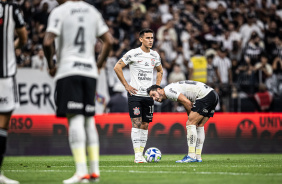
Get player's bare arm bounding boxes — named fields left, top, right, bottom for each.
left=97, top=32, right=113, bottom=69
left=177, top=93, right=192, bottom=115
left=155, top=65, right=163, bottom=86
left=114, top=59, right=138, bottom=95
left=14, top=27, right=28, bottom=49
left=43, top=32, right=57, bottom=77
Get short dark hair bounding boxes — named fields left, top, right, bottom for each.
left=147, top=85, right=162, bottom=95
left=139, top=28, right=154, bottom=38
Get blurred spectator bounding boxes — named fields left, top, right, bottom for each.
left=157, top=28, right=177, bottom=62
left=240, top=12, right=263, bottom=46
left=254, top=53, right=273, bottom=85
left=115, top=37, right=131, bottom=58
left=117, top=3, right=133, bottom=35
left=272, top=56, right=282, bottom=95
left=206, top=53, right=217, bottom=86
left=39, top=0, right=58, bottom=13
left=213, top=48, right=232, bottom=86
left=106, top=83, right=128, bottom=113
left=103, top=0, right=120, bottom=20
left=106, top=50, right=118, bottom=96
left=156, top=18, right=177, bottom=47
left=31, top=46, right=48, bottom=71
left=254, top=83, right=273, bottom=112
left=242, top=31, right=264, bottom=68
left=33, top=2, right=49, bottom=33
left=190, top=49, right=207, bottom=83
left=168, top=64, right=186, bottom=83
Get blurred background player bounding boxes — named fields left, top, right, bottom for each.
left=147, top=80, right=219, bottom=163
left=43, top=0, right=112, bottom=183
left=0, top=0, right=27, bottom=183
left=114, top=29, right=163, bottom=163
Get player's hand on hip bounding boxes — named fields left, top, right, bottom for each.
left=126, top=85, right=138, bottom=95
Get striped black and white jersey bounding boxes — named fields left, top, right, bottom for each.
left=0, top=2, right=25, bottom=78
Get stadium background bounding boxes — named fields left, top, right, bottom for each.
left=7, top=0, right=282, bottom=156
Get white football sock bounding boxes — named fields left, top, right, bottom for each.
left=68, top=115, right=88, bottom=176
left=140, top=129, right=148, bottom=155
left=196, top=127, right=205, bottom=160
left=85, top=116, right=100, bottom=176
left=187, top=125, right=197, bottom=158
left=131, top=128, right=141, bottom=158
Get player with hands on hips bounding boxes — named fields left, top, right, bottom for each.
left=114, top=28, right=163, bottom=163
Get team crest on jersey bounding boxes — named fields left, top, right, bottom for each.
left=133, top=107, right=140, bottom=115
left=151, top=59, right=155, bottom=66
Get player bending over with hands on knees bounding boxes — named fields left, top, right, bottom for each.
left=147, top=80, right=219, bottom=163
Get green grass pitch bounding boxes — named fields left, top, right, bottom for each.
left=3, top=154, right=282, bottom=184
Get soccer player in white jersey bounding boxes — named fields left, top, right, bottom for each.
left=147, top=80, right=219, bottom=163
left=114, top=29, right=163, bottom=163
left=43, top=0, right=112, bottom=183
left=0, top=0, right=27, bottom=183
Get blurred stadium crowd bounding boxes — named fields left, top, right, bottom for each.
left=13, top=0, right=282, bottom=112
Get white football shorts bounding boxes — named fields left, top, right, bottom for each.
left=0, top=76, right=19, bottom=112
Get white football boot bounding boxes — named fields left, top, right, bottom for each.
left=63, top=174, right=90, bottom=184
left=0, top=174, right=19, bottom=184
left=134, top=156, right=147, bottom=163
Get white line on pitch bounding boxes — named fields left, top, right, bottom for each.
left=102, top=170, right=282, bottom=176
left=5, top=169, right=282, bottom=176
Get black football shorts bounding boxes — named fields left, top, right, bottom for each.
left=55, top=75, right=96, bottom=117
left=191, top=90, right=219, bottom=117
left=127, top=94, right=154, bottom=122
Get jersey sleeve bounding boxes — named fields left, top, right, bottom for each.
left=154, top=52, right=162, bottom=67
left=120, top=50, right=133, bottom=65
left=13, top=5, right=25, bottom=28
left=46, top=8, right=63, bottom=36
left=164, top=84, right=180, bottom=102
left=95, top=12, right=109, bottom=37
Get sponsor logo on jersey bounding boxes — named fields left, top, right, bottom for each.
left=202, top=109, right=208, bottom=113
left=73, top=62, right=93, bottom=71
left=151, top=59, right=155, bottom=66
left=134, top=53, right=142, bottom=57
left=169, top=88, right=177, bottom=94
left=133, top=107, right=140, bottom=115
left=67, top=101, right=83, bottom=109
left=0, top=97, right=8, bottom=104
left=71, top=8, right=89, bottom=15
left=85, top=105, right=95, bottom=112
left=139, top=87, right=146, bottom=92
left=123, top=54, right=131, bottom=61
left=138, top=70, right=152, bottom=81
